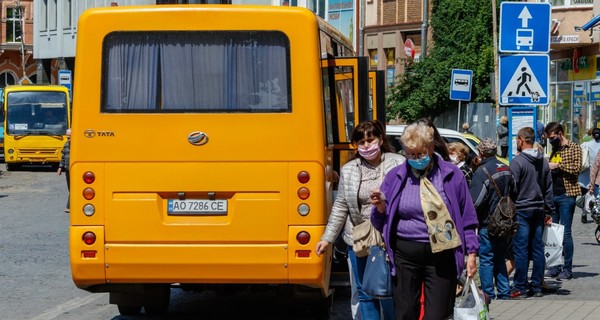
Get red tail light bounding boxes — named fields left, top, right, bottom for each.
left=82, top=232, right=96, bottom=245
left=297, top=171, right=310, bottom=184
left=296, top=231, right=310, bottom=245
left=83, top=172, right=95, bottom=184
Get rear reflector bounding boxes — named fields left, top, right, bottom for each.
left=83, top=204, right=95, bottom=216
left=81, top=250, right=97, bottom=258
left=297, top=203, right=310, bottom=216
left=296, top=250, right=311, bottom=258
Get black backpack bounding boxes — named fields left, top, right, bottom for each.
left=482, top=167, right=518, bottom=237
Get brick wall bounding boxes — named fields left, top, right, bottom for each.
left=382, top=0, right=397, bottom=25
left=407, top=0, right=422, bottom=24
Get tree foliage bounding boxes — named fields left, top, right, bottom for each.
left=387, top=0, right=497, bottom=122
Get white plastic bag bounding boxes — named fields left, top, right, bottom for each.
left=583, top=193, right=595, bottom=215
left=454, top=277, right=489, bottom=320
left=543, top=223, right=564, bottom=269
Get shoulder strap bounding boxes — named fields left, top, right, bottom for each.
left=482, top=167, right=503, bottom=198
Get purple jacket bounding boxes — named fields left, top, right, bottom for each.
left=371, top=154, right=479, bottom=278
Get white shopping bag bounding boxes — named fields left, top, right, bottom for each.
left=583, top=193, right=595, bottom=215
left=454, top=277, right=489, bottom=320
left=543, top=223, right=564, bottom=269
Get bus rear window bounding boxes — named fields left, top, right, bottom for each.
left=101, top=31, right=291, bottom=113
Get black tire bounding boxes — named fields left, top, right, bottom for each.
left=5, top=163, right=18, bottom=171
left=117, top=305, right=142, bottom=316
left=595, top=225, right=600, bottom=244
left=144, top=286, right=171, bottom=315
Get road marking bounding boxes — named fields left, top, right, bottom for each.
left=29, top=294, right=108, bottom=320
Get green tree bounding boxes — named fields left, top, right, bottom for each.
left=387, top=0, right=497, bottom=122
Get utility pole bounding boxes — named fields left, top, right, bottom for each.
left=421, top=0, right=428, bottom=60
left=492, top=0, right=499, bottom=120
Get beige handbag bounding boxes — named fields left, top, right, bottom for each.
left=352, top=219, right=383, bottom=257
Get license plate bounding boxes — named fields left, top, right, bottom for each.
left=167, top=199, right=228, bottom=215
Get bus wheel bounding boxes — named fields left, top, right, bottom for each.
left=117, top=305, right=142, bottom=316
left=143, top=285, right=171, bottom=315
left=312, top=293, right=333, bottom=320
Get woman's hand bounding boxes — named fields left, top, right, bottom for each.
left=466, top=253, right=477, bottom=278
left=315, top=241, right=330, bottom=257
left=370, top=189, right=386, bottom=214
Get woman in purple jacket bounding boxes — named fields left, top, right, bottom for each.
left=370, top=122, right=479, bottom=320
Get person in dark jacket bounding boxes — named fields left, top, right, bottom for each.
left=470, top=138, right=516, bottom=300
left=509, top=127, right=554, bottom=299
left=57, top=128, right=71, bottom=213
left=497, top=116, right=509, bottom=158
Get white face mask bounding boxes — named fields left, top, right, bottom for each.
left=450, top=155, right=459, bottom=164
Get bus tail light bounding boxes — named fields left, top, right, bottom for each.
left=297, top=171, right=310, bottom=183
left=83, top=204, right=95, bottom=216
left=296, top=231, right=310, bottom=245
left=82, top=188, right=95, bottom=200
left=82, top=231, right=96, bottom=245
left=83, top=172, right=95, bottom=184
left=297, top=187, right=310, bottom=200
left=297, top=203, right=310, bottom=216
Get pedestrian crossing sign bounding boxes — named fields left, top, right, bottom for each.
left=499, top=54, right=549, bottom=106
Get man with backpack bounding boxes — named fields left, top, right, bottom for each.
left=509, top=127, right=555, bottom=299
left=470, top=138, right=516, bottom=300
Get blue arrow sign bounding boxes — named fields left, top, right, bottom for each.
left=499, top=54, right=549, bottom=106
left=500, top=2, right=550, bottom=53
left=449, top=69, right=472, bottom=101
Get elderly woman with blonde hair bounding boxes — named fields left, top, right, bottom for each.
left=370, top=122, right=479, bottom=320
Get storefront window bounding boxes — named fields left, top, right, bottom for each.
left=384, top=48, right=395, bottom=66
left=369, top=49, right=378, bottom=67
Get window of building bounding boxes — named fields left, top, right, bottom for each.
left=0, top=72, right=16, bottom=88
left=384, top=48, right=395, bottom=66
left=368, top=49, right=378, bottom=67
left=6, top=7, right=23, bottom=43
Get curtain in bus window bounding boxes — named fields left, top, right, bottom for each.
left=104, top=34, right=159, bottom=110
left=159, top=32, right=289, bottom=112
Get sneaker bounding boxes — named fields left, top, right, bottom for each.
left=65, top=208, right=70, bottom=213
left=532, top=291, right=543, bottom=298
left=510, top=291, right=528, bottom=300
left=544, top=267, right=561, bottom=278
left=556, top=270, right=573, bottom=281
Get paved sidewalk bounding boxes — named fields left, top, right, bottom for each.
left=490, top=299, right=600, bottom=319
left=486, top=206, right=600, bottom=320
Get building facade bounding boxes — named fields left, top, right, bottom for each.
left=0, top=0, right=36, bottom=87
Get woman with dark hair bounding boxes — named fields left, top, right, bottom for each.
left=316, top=120, right=405, bottom=319
left=416, top=117, right=451, bottom=161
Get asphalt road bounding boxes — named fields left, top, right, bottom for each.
left=0, top=164, right=352, bottom=320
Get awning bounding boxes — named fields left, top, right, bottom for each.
left=581, top=14, right=600, bottom=31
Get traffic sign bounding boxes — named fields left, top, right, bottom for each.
left=499, top=54, right=549, bottom=106
left=499, top=2, right=551, bottom=53
left=59, top=70, right=72, bottom=101
left=590, top=81, right=600, bottom=102
left=450, top=69, right=472, bottom=101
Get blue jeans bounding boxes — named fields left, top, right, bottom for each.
left=347, top=247, right=395, bottom=320
left=552, top=193, right=575, bottom=273
left=513, top=209, right=545, bottom=294
left=478, top=228, right=510, bottom=299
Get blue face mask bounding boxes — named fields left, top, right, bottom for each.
left=408, top=155, right=431, bottom=170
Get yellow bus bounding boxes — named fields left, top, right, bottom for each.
left=1, top=85, right=71, bottom=170
left=70, top=5, right=384, bottom=316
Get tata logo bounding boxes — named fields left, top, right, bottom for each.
left=84, top=129, right=115, bottom=138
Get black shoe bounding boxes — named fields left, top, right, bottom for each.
left=582, top=213, right=588, bottom=223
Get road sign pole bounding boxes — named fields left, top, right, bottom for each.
left=492, top=0, right=499, bottom=119
left=457, top=100, right=462, bottom=131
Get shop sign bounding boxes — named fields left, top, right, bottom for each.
left=550, top=35, right=579, bottom=44
left=589, top=81, right=600, bottom=101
